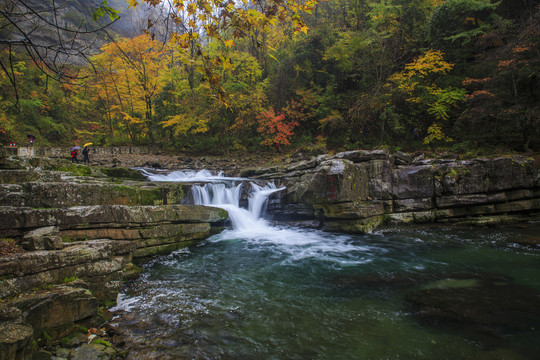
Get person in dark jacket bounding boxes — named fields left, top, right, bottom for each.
left=82, top=146, right=90, bottom=164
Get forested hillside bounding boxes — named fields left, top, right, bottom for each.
left=1, top=0, right=539, bottom=154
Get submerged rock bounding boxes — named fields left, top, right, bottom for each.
left=405, top=274, right=540, bottom=345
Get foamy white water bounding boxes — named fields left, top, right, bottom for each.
left=139, top=169, right=377, bottom=264
left=139, top=169, right=244, bottom=182
left=191, top=181, right=284, bottom=232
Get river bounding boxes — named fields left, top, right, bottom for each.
left=110, top=170, right=540, bottom=359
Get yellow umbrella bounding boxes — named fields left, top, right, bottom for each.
left=83, top=142, right=93, bottom=147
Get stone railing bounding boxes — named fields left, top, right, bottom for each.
left=12, top=146, right=158, bottom=158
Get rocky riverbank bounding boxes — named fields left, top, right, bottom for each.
left=1, top=147, right=539, bottom=359
left=0, top=154, right=227, bottom=360
left=250, top=150, right=540, bottom=232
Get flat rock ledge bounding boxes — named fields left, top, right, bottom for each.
left=0, top=204, right=227, bottom=359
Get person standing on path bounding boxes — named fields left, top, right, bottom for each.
left=82, top=146, right=90, bottom=164
left=71, top=149, right=79, bottom=163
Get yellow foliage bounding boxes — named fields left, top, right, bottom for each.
left=87, top=34, right=170, bottom=139
left=423, top=122, right=453, bottom=145
left=403, top=50, right=453, bottom=78
left=162, top=114, right=209, bottom=135
left=121, top=112, right=143, bottom=125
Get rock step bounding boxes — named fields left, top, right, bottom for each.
left=0, top=204, right=227, bottom=259
left=0, top=181, right=189, bottom=208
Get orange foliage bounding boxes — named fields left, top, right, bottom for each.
left=462, top=77, right=492, bottom=86
left=497, top=59, right=515, bottom=68
left=465, top=90, right=496, bottom=100
left=512, top=44, right=530, bottom=53
left=257, top=108, right=299, bottom=151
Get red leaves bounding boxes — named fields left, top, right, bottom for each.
left=257, top=108, right=298, bottom=151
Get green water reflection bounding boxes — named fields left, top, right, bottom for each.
left=112, top=225, right=540, bottom=359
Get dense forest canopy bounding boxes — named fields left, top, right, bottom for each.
left=0, top=0, right=539, bottom=154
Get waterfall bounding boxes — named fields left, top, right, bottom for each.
left=140, top=168, right=284, bottom=231
left=192, top=181, right=284, bottom=231
left=139, top=167, right=371, bottom=263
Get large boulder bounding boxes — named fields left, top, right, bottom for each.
left=392, top=164, right=434, bottom=200
left=22, top=226, right=63, bottom=251
left=8, top=286, right=99, bottom=340
left=284, top=159, right=367, bottom=204
left=434, top=157, right=535, bottom=196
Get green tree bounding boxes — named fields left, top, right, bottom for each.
left=429, top=0, right=501, bottom=52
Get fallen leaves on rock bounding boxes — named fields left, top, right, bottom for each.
left=0, top=240, right=25, bottom=256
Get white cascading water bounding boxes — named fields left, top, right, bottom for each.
left=140, top=169, right=368, bottom=263
left=192, top=181, right=284, bottom=231
left=141, top=169, right=284, bottom=231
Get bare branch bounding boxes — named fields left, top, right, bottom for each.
left=0, top=0, right=119, bottom=87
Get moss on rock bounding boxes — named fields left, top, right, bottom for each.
left=101, top=167, right=146, bottom=180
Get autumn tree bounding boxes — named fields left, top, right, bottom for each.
left=87, top=34, right=169, bottom=143
left=257, top=108, right=299, bottom=151
left=126, top=0, right=318, bottom=101
left=386, top=49, right=466, bottom=144
left=0, top=0, right=120, bottom=105
left=461, top=6, right=540, bottom=151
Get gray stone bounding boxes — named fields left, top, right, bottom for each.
left=314, top=201, right=384, bottom=219
left=332, top=149, right=390, bottom=163
left=394, top=198, right=432, bottom=212
left=392, top=165, right=433, bottom=199
left=43, top=236, right=64, bottom=250
left=22, top=226, right=60, bottom=251
left=73, top=343, right=116, bottom=360
left=436, top=194, right=488, bottom=208
left=0, top=321, right=34, bottom=360
left=0, top=240, right=135, bottom=299
left=413, top=211, right=435, bottom=222
left=364, top=160, right=393, bottom=200
left=9, top=286, right=98, bottom=337
left=56, top=347, right=72, bottom=357
left=394, top=151, right=412, bottom=165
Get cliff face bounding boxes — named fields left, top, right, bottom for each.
left=246, top=150, right=540, bottom=232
